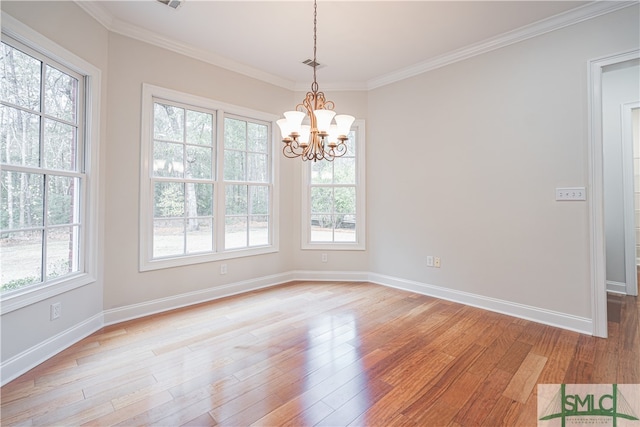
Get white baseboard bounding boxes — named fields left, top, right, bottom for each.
left=1, top=312, right=103, bottom=386
left=2, top=269, right=596, bottom=386
left=289, top=270, right=369, bottom=282
left=606, top=280, right=627, bottom=295
left=103, top=271, right=295, bottom=326
left=368, top=273, right=593, bottom=335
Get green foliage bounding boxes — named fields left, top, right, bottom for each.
left=1, top=276, right=39, bottom=292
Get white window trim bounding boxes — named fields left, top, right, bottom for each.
left=301, top=119, right=366, bottom=251
left=139, top=84, right=279, bottom=271
left=0, top=12, right=102, bottom=315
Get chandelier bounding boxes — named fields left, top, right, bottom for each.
left=276, top=0, right=355, bottom=162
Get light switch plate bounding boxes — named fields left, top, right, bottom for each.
left=556, top=187, right=586, bottom=201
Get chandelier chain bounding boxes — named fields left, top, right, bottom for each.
left=312, top=0, right=318, bottom=91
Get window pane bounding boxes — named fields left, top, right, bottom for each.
left=46, top=226, right=79, bottom=279
left=1, top=230, right=43, bottom=292
left=154, top=103, right=184, bottom=142
left=249, top=215, right=268, bottom=246
left=1, top=105, right=40, bottom=167
left=224, top=118, right=246, bottom=150
left=186, top=110, right=213, bottom=146
left=44, top=119, right=76, bottom=171
left=0, top=43, right=41, bottom=111
left=311, top=187, right=332, bottom=214
left=154, top=182, right=184, bottom=217
left=186, top=218, right=212, bottom=253
left=1, top=171, right=44, bottom=229
left=224, top=150, right=245, bottom=181
left=335, top=219, right=356, bottom=242
left=186, top=146, right=212, bottom=179
left=310, top=215, right=333, bottom=242
left=311, top=161, right=332, bottom=184
left=194, top=183, right=213, bottom=216
left=344, top=130, right=356, bottom=155
left=333, top=157, right=355, bottom=184
left=47, top=175, right=78, bottom=225
left=249, top=185, right=268, bottom=215
left=247, top=122, right=267, bottom=153
left=225, top=216, right=247, bottom=249
left=153, top=141, right=184, bottom=178
left=225, top=185, right=247, bottom=215
left=334, top=187, right=356, bottom=214
left=247, top=153, right=268, bottom=182
left=153, top=219, right=184, bottom=258
left=44, top=65, right=77, bottom=123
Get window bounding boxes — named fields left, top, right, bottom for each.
left=0, top=28, right=100, bottom=306
left=140, top=85, right=277, bottom=271
left=302, top=120, right=365, bottom=250
left=224, top=116, right=271, bottom=250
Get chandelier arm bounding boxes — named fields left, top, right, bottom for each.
left=278, top=0, right=352, bottom=163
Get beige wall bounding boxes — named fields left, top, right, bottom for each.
left=367, top=5, right=639, bottom=318
left=1, top=1, right=109, bottom=364
left=1, top=0, right=639, bottom=374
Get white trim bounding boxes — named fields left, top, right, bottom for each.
left=289, top=270, right=369, bottom=283
left=74, top=2, right=295, bottom=91
left=103, top=272, right=294, bottom=326
left=75, top=1, right=636, bottom=92
left=588, top=49, right=640, bottom=338
left=139, top=84, right=279, bottom=272
left=2, top=269, right=599, bottom=386
left=369, top=273, right=593, bottom=335
left=0, top=312, right=103, bottom=386
left=0, top=12, right=102, bottom=315
left=622, top=101, right=639, bottom=296
left=607, top=280, right=628, bottom=295
left=368, top=1, right=637, bottom=90
left=301, top=120, right=366, bottom=251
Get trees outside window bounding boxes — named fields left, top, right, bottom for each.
left=1, top=37, right=85, bottom=293
left=302, top=121, right=365, bottom=250
left=140, top=85, right=277, bottom=271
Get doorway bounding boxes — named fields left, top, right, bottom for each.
left=603, top=60, right=640, bottom=298
left=588, top=49, right=640, bottom=338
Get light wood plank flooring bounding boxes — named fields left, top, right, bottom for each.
left=1, top=281, right=638, bottom=426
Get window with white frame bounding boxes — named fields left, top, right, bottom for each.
left=0, top=30, right=100, bottom=302
left=140, top=85, right=277, bottom=271
left=302, top=120, right=365, bottom=250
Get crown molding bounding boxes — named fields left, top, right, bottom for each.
left=75, top=1, right=636, bottom=92
left=366, top=1, right=638, bottom=90
left=74, top=1, right=296, bottom=90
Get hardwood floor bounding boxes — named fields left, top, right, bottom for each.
left=1, top=281, right=638, bottom=426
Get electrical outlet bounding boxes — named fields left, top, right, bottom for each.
left=434, top=257, right=441, bottom=268
left=50, top=302, right=61, bottom=320
left=426, top=256, right=434, bottom=267
left=220, top=264, right=227, bottom=275
left=321, top=253, right=328, bottom=263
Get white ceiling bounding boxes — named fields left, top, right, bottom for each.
left=77, top=1, right=615, bottom=90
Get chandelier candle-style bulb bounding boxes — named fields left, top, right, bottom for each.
left=278, top=0, right=354, bottom=162
left=284, top=111, right=305, bottom=135
left=335, top=114, right=356, bottom=138
left=313, top=109, right=336, bottom=135
left=299, top=125, right=311, bottom=147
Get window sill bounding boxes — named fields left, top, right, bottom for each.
left=0, top=273, right=97, bottom=315
left=139, top=245, right=279, bottom=272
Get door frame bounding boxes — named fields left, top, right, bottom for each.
left=588, top=49, right=640, bottom=337
left=622, top=101, right=640, bottom=296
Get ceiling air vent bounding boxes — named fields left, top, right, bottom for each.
left=302, top=59, right=324, bottom=69
left=156, top=0, right=183, bottom=9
